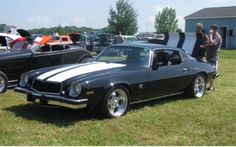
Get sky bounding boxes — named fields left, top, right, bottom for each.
left=1, top=0, right=235, bottom=32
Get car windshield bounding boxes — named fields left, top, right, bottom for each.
left=50, top=37, right=60, bottom=41
left=95, top=46, right=150, bottom=67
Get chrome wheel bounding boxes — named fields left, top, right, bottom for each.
left=194, top=76, right=206, bottom=98
left=107, top=89, right=128, bottom=117
left=0, top=75, right=6, bottom=93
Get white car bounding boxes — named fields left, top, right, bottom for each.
left=122, top=35, right=139, bottom=42
left=0, top=33, right=20, bottom=52
left=114, top=35, right=139, bottom=44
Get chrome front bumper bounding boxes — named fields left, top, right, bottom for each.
left=14, top=87, right=88, bottom=109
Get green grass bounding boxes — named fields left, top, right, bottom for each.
left=0, top=50, right=235, bottom=145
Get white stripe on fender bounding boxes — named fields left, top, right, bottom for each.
left=37, top=64, right=79, bottom=80
left=46, top=62, right=126, bottom=82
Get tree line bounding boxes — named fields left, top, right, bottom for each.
left=28, top=25, right=109, bottom=35
left=1, top=0, right=179, bottom=35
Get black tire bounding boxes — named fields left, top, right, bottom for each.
left=0, top=71, right=8, bottom=94
left=101, top=86, right=130, bottom=118
left=27, top=95, right=35, bottom=102
left=185, top=74, right=206, bottom=98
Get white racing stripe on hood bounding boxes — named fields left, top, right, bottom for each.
left=46, top=62, right=126, bottom=82
left=37, top=64, right=79, bottom=80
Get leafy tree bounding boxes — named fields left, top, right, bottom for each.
left=28, top=26, right=103, bottom=35
left=0, top=24, right=7, bottom=32
left=54, top=25, right=66, bottom=35
left=154, top=7, right=178, bottom=33
left=108, top=0, right=138, bottom=35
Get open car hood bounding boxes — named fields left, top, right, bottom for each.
left=68, top=33, right=81, bottom=43
left=17, top=29, right=31, bottom=37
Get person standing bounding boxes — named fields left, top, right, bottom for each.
left=207, top=24, right=222, bottom=91
left=80, top=32, right=87, bottom=49
left=192, top=23, right=209, bottom=62
left=53, top=31, right=59, bottom=36
left=116, top=31, right=124, bottom=44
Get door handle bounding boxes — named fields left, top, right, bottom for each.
left=182, top=68, right=188, bottom=72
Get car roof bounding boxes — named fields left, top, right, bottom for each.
left=110, top=42, right=177, bottom=50
left=0, top=33, right=21, bottom=40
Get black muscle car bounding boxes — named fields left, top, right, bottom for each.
left=0, top=30, right=92, bottom=93
left=15, top=43, right=215, bottom=117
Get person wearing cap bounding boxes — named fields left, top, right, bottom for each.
left=207, top=24, right=222, bottom=91
left=192, top=23, right=209, bottom=62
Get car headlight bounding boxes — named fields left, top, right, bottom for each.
left=69, top=82, right=81, bottom=97
left=19, top=73, right=28, bottom=87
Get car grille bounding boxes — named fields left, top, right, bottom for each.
left=32, top=80, right=62, bottom=94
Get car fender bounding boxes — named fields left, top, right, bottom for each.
left=105, top=81, right=132, bottom=95
left=84, top=80, right=132, bottom=108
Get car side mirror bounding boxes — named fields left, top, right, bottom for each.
left=152, top=61, right=164, bottom=70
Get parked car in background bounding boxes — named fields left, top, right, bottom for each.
left=31, top=34, right=44, bottom=40
left=122, top=35, right=139, bottom=42
left=0, top=29, right=93, bottom=93
left=136, top=32, right=164, bottom=41
left=47, top=35, right=73, bottom=45
left=94, top=33, right=114, bottom=54
left=82, top=33, right=114, bottom=52
left=85, top=35, right=100, bottom=51
left=0, top=33, right=20, bottom=52
left=114, top=35, right=138, bottom=44
left=15, top=43, right=215, bottom=118
left=67, top=33, right=81, bottom=46
left=102, top=35, right=140, bottom=53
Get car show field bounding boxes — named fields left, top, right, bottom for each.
left=0, top=49, right=235, bottom=145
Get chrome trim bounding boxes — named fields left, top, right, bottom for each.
left=8, top=84, right=18, bottom=88
left=148, top=49, right=153, bottom=67
left=31, top=79, right=63, bottom=95
left=34, top=99, right=87, bottom=109
left=15, top=87, right=88, bottom=109
left=31, top=91, right=88, bottom=104
left=130, top=92, right=184, bottom=105
left=15, top=87, right=31, bottom=94
left=8, top=80, right=18, bottom=83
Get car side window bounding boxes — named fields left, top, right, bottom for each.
left=62, top=37, right=68, bottom=42
left=40, top=45, right=51, bottom=52
left=169, top=50, right=182, bottom=65
left=0, top=36, right=7, bottom=47
left=154, top=50, right=182, bottom=66
left=5, top=37, right=13, bottom=47
left=39, top=44, right=67, bottom=53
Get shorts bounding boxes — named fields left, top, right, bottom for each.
left=208, top=60, right=218, bottom=72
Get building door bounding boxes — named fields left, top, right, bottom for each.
left=219, top=27, right=226, bottom=48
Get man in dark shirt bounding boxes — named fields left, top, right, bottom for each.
left=192, top=23, right=209, bottom=62
left=207, top=24, right=222, bottom=91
